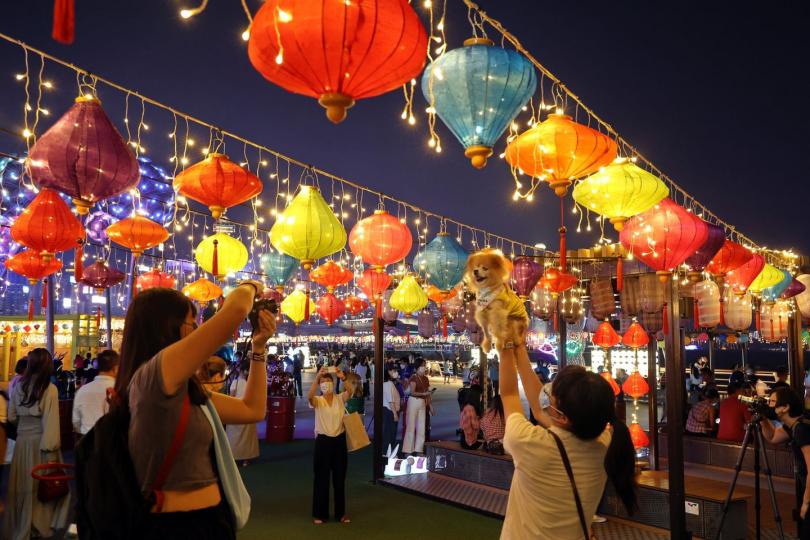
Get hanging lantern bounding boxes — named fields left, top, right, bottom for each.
left=620, top=199, right=709, bottom=282
left=505, top=114, right=618, bottom=197
left=706, top=240, right=754, bottom=278
left=796, top=275, right=810, bottom=319
left=426, top=285, right=456, bottom=304
left=747, top=264, right=784, bottom=294
left=760, top=301, right=790, bottom=342
left=538, top=267, right=578, bottom=298
left=593, top=321, right=621, bottom=349
left=622, top=371, right=650, bottom=400
left=761, top=270, right=793, bottom=303
left=389, top=274, right=428, bottom=315
left=85, top=211, right=115, bottom=243
left=639, top=309, right=663, bottom=334
left=589, top=278, right=615, bottom=321
left=620, top=275, right=640, bottom=317
left=572, top=161, right=669, bottom=231
left=106, top=215, right=169, bottom=257
left=173, top=154, right=262, bottom=219
left=420, top=233, right=468, bottom=291
left=269, top=185, right=346, bottom=269
left=694, top=280, right=721, bottom=328
left=531, top=286, right=554, bottom=320
left=4, top=249, right=62, bottom=282
left=195, top=233, right=248, bottom=279
left=310, top=260, right=353, bottom=293
left=638, top=273, right=666, bottom=314
left=421, top=38, right=536, bottom=168
left=79, top=260, right=125, bottom=292
left=723, top=290, right=752, bottom=331
left=629, top=422, right=650, bottom=449
left=726, top=253, right=765, bottom=296
left=182, top=278, right=223, bottom=303
left=417, top=310, right=435, bottom=339
left=136, top=268, right=177, bottom=291
left=357, top=268, right=393, bottom=304
left=685, top=223, right=726, bottom=282
left=11, top=188, right=82, bottom=260
left=562, top=287, right=585, bottom=325
left=28, top=95, right=140, bottom=214
left=259, top=252, right=299, bottom=290
left=281, top=289, right=313, bottom=324
left=510, top=257, right=543, bottom=299
left=601, top=371, right=621, bottom=397
left=248, top=0, right=428, bottom=123
left=451, top=316, right=467, bottom=333
left=349, top=210, right=412, bottom=271
left=343, top=295, right=369, bottom=316
left=781, top=277, right=807, bottom=300
left=316, top=293, right=345, bottom=326
left=622, top=322, right=650, bottom=350
left=382, top=290, right=399, bottom=324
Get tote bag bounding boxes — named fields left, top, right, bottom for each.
left=343, top=410, right=371, bottom=452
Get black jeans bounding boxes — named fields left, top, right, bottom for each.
left=382, top=408, right=398, bottom=456
left=363, top=380, right=370, bottom=399
left=313, top=432, right=348, bottom=521
left=144, top=498, right=234, bottom=539
left=294, top=372, right=303, bottom=397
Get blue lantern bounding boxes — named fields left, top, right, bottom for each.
left=420, top=233, right=468, bottom=291
left=259, top=252, right=299, bottom=289
left=422, top=38, right=536, bottom=169
left=761, top=269, right=792, bottom=303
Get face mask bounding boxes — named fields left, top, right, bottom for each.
left=418, top=367, right=426, bottom=375
left=320, top=382, right=333, bottom=394
left=389, top=372, right=399, bottom=380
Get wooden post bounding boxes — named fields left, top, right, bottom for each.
left=45, top=278, right=55, bottom=354
left=372, top=316, right=384, bottom=483
left=788, top=312, right=803, bottom=396
left=664, top=279, right=689, bottom=538
left=558, top=296, right=567, bottom=368
left=647, top=335, right=659, bottom=471
left=105, top=288, right=114, bottom=350
left=707, top=331, right=714, bottom=370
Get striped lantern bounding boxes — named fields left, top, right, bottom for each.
left=694, top=280, right=721, bottom=328
left=639, top=273, right=666, bottom=314
left=639, top=310, right=663, bottom=334
left=589, top=277, right=615, bottom=320
left=620, top=275, right=640, bottom=317
left=760, top=301, right=789, bottom=342
left=531, top=286, right=554, bottom=320
left=723, top=290, right=752, bottom=332
left=417, top=310, right=435, bottom=339
left=796, top=274, right=810, bottom=319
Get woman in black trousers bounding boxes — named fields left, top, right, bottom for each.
left=308, top=367, right=351, bottom=524
left=382, top=366, right=401, bottom=455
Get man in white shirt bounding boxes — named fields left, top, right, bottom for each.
left=72, top=350, right=119, bottom=436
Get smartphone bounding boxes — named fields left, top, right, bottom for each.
left=327, top=367, right=337, bottom=373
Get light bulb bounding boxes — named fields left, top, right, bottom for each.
left=180, top=9, right=193, bottom=18
left=275, top=52, right=284, bottom=65
left=241, top=29, right=250, bottom=41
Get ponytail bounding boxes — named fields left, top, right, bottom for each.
left=604, top=418, right=638, bottom=514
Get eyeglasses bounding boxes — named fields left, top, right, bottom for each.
left=547, top=403, right=566, bottom=419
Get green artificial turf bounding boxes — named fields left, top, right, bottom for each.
left=239, top=440, right=503, bottom=539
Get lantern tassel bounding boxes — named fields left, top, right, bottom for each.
left=553, top=308, right=559, bottom=332
left=779, top=315, right=783, bottom=335
left=662, top=303, right=669, bottom=335
left=616, top=256, right=623, bottom=292
left=719, top=299, right=725, bottom=327
left=52, top=0, right=75, bottom=44
left=558, top=199, right=567, bottom=270
left=442, top=315, right=448, bottom=338
left=96, top=306, right=102, bottom=328
left=211, top=239, right=219, bottom=279
left=75, top=240, right=84, bottom=281
left=693, top=299, right=699, bottom=329
left=28, top=297, right=34, bottom=322
left=304, top=289, right=310, bottom=320
left=755, top=309, right=761, bottom=332
left=42, top=279, right=48, bottom=309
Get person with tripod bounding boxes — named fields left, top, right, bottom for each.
left=760, top=387, right=810, bottom=539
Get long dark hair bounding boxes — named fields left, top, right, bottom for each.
left=114, top=288, right=205, bottom=406
left=19, top=348, right=53, bottom=407
left=488, top=393, right=504, bottom=421
left=552, top=366, right=638, bottom=514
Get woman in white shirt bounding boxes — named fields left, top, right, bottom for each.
left=497, top=346, right=637, bottom=540
left=382, top=366, right=401, bottom=456
left=225, top=359, right=259, bottom=466
left=308, top=366, right=351, bottom=525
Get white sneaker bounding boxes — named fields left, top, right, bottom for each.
left=592, top=515, right=607, bottom=523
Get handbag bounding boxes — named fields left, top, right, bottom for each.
left=548, top=430, right=597, bottom=540
left=32, top=462, right=74, bottom=503
left=343, top=409, right=371, bottom=452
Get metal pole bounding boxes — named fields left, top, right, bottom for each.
left=45, top=278, right=55, bottom=354
left=707, top=331, right=714, bottom=370
left=788, top=313, right=803, bottom=396
left=372, top=315, right=384, bottom=483
left=664, top=279, right=689, bottom=539
left=557, top=297, right=567, bottom=368
left=105, top=288, right=113, bottom=351
left=647, top=335, right=659, bottom=471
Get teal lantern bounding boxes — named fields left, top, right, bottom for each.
left=420, top=233, right=469, bottom=292
left=761, top=269, right=792, bottom=303
left=422, top=37, right=536, bottom=169
left=259, top=252, right=299, bottom=290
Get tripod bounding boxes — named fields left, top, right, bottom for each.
left=714, top=412, right=785, bottom=540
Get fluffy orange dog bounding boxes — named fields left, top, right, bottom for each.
left=465, top=249, right=529, bottom=353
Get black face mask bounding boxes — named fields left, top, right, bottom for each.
left=763, top=406, right=779, bottom=421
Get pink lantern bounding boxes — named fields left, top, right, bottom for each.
left=510, top=257, right=542, bottom=299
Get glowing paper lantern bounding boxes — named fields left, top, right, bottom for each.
left=421, top=38, right=536, bottom=168
left=589, top=278, right=615, bottom=321
left=593, top=321, right=621, bottom=349
left=622, top=322, right=650, bottom=350
left=316, top=292, right=345, bottom=325
left=638, top=273, right=665, bottom=314
left=426, top=285, right=456, bottom=304
left=748, top=264, right=784, bottom=294
left=706, top=240, right=753, bottom=278
left=27, top=95, right=139, bottom=214
left=85, top=211, right=115, bottom=243
left=349, top=210, right=412, bottom=270
left=106, top=215, right=169, bottom=257
left=195, top=233, right=248, bottom=279
left=622, top=371, right=650, bottom=400
left=629, top=422, right=649, bottom=449
left=694, top=279, right=721, bottom=328
left=538, top=267, right=578, bottom=298
left=726, top=254, right=765, bottom=295
left=357, top=268, right=392, bottom=304
left=796, top=275, right=810, bottom=319
left=4, top=250, right=62, bottom=282
left=531, top=286, right=554, bottom=320
left=723, top=290, right=752, bottom=331
left=781, top=278, right=806, bottom=300
left=281, top=289, right=313, bottom=324
left=761, top=270, right=793, bottom=303
left=136, top=268, right=177, bottom=291
left=620, top=275, right=640, bottom=317
left=79, top=261, right=125, bottom=292
left=310, top=260, right=353, bottom=292
left=389, top=274, right=428, bottom=315
left=760, top=301, right=790, bottom=342
left=173, top=154, right=263, bottom=219
left=505, top=114, right=618, bottom=197
left=620, top=199, right=709, bottom=282
left=417, top=310, right=435, bottom=339
left=382, top=290, right=399, bottom=323
left=511, top=257, right=543, bottom=299
left=572, top=161, right=669, bottom=231
left=259, top=252, right=299, bottom=290
left=601, top=371, right=621, bottom=397
left=11, top=188, right=82, bottom=259
left=420, top=233, right=468, bottom=291
left=182, top=278, right=223, bottom=303
left=269, top=185, right=346, bottom=269
left=248, top=0, right=428, bottom=123
left=685, top=223, right=726, bottom=281
left=343, top=295, right=369, bottom=316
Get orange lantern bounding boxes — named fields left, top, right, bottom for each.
left=106, top=216, right=169, bottom=257
left=182, top=278, right=223, bottom=303
left=601, top=371, right=621, bottom=397
left=316, top=292, right=346, bottom=326
left=136, top=268, right=177, bottom=291
left=622, top=322, right=649, bottom=349
left=310, top=260, right=353, bottom=292
left=706, top=240, right=753, bottom=279
left=173, top=153, right=263, bottom=219
left=593, top=321, right=621, bottom=348
left=504, top=114, right=618, bottom=197
left=622, top=371, right=650, bottom=400
left=11, top=188, right=82, bottom=260
left=248, top=0, right=428, bottom=123
left=349, top=210, right=412, bottom=270
left=726, top=253, right=765, bottom=296
left=4, top=250, right=62, bottom=320
left=426, top=285, right=457, bottom=304
left=629, top=422, right=649, bottom=449
left=344, top=295, right=369, bottom=316
left=538, top=267, right=578, bottom=298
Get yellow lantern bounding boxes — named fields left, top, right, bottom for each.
left=269, top=185, right=347, bottom=269
left=389, top=274, right=428, bottom=315
left=195, top=233, right=248, bottom=279
left=572, top=161, right=669, bottom=231
left=182, top=278, right=223, bottom=303
left=281, top=289, right=313, bottom=324
left=748, top=264, right=783, bottom=293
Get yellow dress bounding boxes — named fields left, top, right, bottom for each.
left=477, top=285, right=529, bottom=320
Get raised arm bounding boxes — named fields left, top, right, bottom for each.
left=515, top=346, right=546, bottom=424
left=309, top=368, right=327, bottom=407
left=161, top=281, right=261, bottom=395
left=497, top=347, right=524, bottom=419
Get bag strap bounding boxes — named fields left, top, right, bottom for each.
left=548, top=429, right=593, bottom=540
left=151, top=392, right=191, bottom=512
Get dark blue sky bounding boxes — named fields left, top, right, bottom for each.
left=1, top=1, right=808, bottom=255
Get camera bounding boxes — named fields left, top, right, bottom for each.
left=738, top=394, right=769, bottom=414
left=248, top=298, right=278, bottom=333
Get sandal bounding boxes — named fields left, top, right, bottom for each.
left=313, top=519, right=324, bottom=525
left=340, top=516, right=351, bottom=524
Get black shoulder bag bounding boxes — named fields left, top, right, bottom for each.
left=548, top=429, right=597, bottom=540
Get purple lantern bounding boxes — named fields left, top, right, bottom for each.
left=510, top=256, right=543, bottom=299
left=451, top=316, right=466, bottom=333
left=382, top=290, right=399, bottom=324
left=79, top=260, right=125, bottom=291
left=685, top=223, right=725, bottom=276
left=417, top=310, right=435, bottom=338
left=85, top=211, right=115, bottom=243
left=28, top=96, right=140, bottom=214
left=782, top=278, right=807, bottom=300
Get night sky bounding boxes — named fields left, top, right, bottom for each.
left=1, top=1, right=808, bottom=255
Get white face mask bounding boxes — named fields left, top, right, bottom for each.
left=320, top=382, right=333, bottom=394
left=417, top=367, right=426, bottom=375
left=389, top=372, right=399, bottom=380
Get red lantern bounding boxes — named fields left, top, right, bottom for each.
left=706, top=240, right=753, bottom=278
left=629, top=422, right=649, bottom=449
left=349, top=210, right=412, bottom=270
left=622, top=322, right=649, bottom=349
left=316, top=292, right=346, bottom=325
left=622, top=371, right=650, bottom=400
left=601, top=371, right=621, bottom=397
left=357, top=268, right=392, bottom=301
left=106, top=216, right=169, bottom=257
left=726, top=253, right=765, bottom=295
left=136, top=268, right=177, bottom=291
left=593, top=321, right=621, bottom=348
left=248, top=0, right=428, bottom=123
left=620, top=198, right=709, bottom=282
left=310, top=260, right=353, bottom=292
left=4, top=250, right=63, bottom=282
left=173, top=154, right=263, bottom=219
left=344, top=295, right=369, bottom=316
left=538, top=267, right=578, bottom=297
left=11, top=188, right=82, bottom=260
